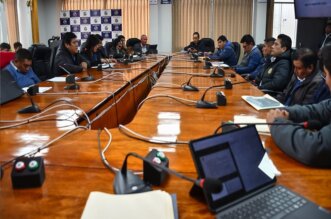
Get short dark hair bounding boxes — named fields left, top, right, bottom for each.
left=217, top=35, right=228, bottom=42
left=293, top=48, right=318, bottom=70
left=61, top=32, right=77, bottom=47
left=321, top=44, right=331, bottom=74
left=277, top=34, right=292, bottom=51
left=0, top=42, right=11, bottom=50
left=264, top=37, right=276, bottom=44
left=15, top=48, right=32, bottom=61
left=193, top=32, right=200, bottom=38
left=85, top=34, right=101, bottom=53
left=117, top=35, right=125, bottom=41
left=240, top=34, right=255, bottom=45
left=13, top=42, right=22, bottom=50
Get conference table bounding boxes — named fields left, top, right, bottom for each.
left=0, top=53, right=330, bottom=218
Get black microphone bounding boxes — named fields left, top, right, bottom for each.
left=210, top=67, right=225, bottom=78
left=191, top=53, right=201, bottom=63
left=182, top=75, right=206, bottom=92
left=203, top=58, right=212, bottom=69
left=113, top=151, right=222, bottom=194
left=59, top=65, right=80, bottom=90
left=215, top=120, right=323, bottom=134
left=18, top=85, right=41, bottom=114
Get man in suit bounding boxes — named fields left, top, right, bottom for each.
left=276, top=48, right=328, bottom=106
left=133, top=34, right=150, bottom=55
left=4, top=48, right=40, bottom=88
left=184, top=32, right=201, bottom=53
left=266, top=44, right=331, bottom=167
left=54, top=32, right=89, bottom=75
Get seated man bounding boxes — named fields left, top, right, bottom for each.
left=233, top=34, right=262, bottom=75
left=255, top=34, right=292, bottom=93
left=276, top=48, right=328, bottom=106
left=183, top=32, right=200, bottom=53
left=208, top=35, right=237, bottom=66
left=0, top=42, right=11, bottom=51
left=4, top=48, right=40, bottom=88
left=266, top=44, right=331, bottom=167
left=246, top=37, right=275, bottom=80
left=133, top=34, right=150, bottom=55
left=54, top=32, right=88, bottom=75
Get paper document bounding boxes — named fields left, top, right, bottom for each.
left=242, top=94, right=284, bottom=110
left=211, top=62, right=229, bottom=68
left=47, top=77, right=66, bottom=82
left=22, top=87, right=52, bottom=93
left=258, top=153, right=281, bottom=179
left=91, top=63, right=115, bottom=69
left=81, top=190, right=175, bottom=219
left=234, top=115, right=270, bottom=133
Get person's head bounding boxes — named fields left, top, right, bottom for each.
left=85, top=34, right=101, bottom=54
left=193, top=32, right=200, bottom=44
left=272, top=34, right=292, bottom=56
left=0, top=42, right=11, bottom=51
left=262, top=37, right=276, bottom=57
left=325, top=23, right=331, bottom=34
left=117, top=35, right=126, bottom=46
left=13, top=42, right=22, bottom=52
left=13, top=48, right=32, bottom=73
left=240, top=34, right=255, bottom=53
left=321, top=44, right=331, bottom=90
left=113, top=38, right=123, bottom=49
left=140, top=34, right=148, bottom=45
left=62, top=32, right=79, bottom=55
left=292, top=48, right=318, bottom=79
left=217, top=35, right=228, bottom=49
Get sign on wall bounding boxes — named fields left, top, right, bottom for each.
left=60, top=9, right=122, bottom=45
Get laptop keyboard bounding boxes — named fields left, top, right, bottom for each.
left=217, top=186, right=307, bottom=219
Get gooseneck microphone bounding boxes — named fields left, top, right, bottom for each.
left=214, top=120, right=323, bottom=134
left=18, top=85, right=41, bottom=114
left=113, top=151, right=222, bottom=194
left=59, top=65, right=80, bottom=90
left=210, top=67, right=225, bottom=78
left=182, top=75, right=207, bottom=92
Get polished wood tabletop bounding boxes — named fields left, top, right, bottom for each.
left=0, top=54, right=330, bottom=219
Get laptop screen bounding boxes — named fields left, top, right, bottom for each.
left=189, top=125, right=276, bottom=212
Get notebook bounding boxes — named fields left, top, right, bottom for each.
left=189, top=125, right=331, bottom=219
left=0, top=69, right=24, bottom=105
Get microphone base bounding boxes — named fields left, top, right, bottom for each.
left=189, top=183, right=206, bottom=203
left=182, top=85, right=199, bottom=91
left=18, top=104, right=41, bottom=114
left=210, top=73, right=224, bottom=78
left=64, top=84, right=80, bottom=90
left=81, top=76, right=95, bottom=81
left=196, top=100, right=217, bottom=109
left=114, top=170, right=151, bottom=194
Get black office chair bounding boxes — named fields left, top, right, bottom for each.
left=49, top=39, right=61, bottom=78
left=105, top=41, right=113, bottom=57
left=198, top=38, right=215, bottom=53
left=48, top=36, right=60, bottom=47
left=232, top=42, right=241, bottom=64
left=30, top=45, right=52, bottom=81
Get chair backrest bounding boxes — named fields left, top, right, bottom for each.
left=126, top=38, right=141, bottom=48
left=48, top=36, right=60, bottom=47
left=0, top=51, right=15, bottom=68
left=31, top=45, right=52, bottom=81
left=232, top=42, right=241, bottom=63
left=49, top=40, right=61, bottom=78
left=105, top=41, right=113, bottom=57
left=198, top=38, right=215, bottom=53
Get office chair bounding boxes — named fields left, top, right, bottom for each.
left=232, top=42, right=241, bottom=64
left=30, top=45, right=52, bottom=81
left=198, top=38, right=215, bottom=53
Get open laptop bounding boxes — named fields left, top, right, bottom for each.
left=189, top=125, right=331, bottom=219
left=0, top=69, right=24, bottom=105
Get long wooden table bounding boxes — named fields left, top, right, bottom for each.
left=0, top=54, right=330, bottom=218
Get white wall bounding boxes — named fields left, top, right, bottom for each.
left=17, top=0, right=33, bottom=48
left=149, top=1, right=172, bottom=54
left=253, top=0, right=267, bottom=44
left=38, top=0, right=61, bottom=45
left=0, top=3, right=8, bottom=43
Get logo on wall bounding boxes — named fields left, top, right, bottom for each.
left=104, top=18, right=109, bottom=23
left=83, top=11, right=87, bottom=16
left=115, top=18, right=118, bottom=23
left=63, top=12, right=67, bottom=17
left=82, top=19, right=88, bottom=24
left=63, top=20, right=67, bottom=24
left=105, top=26, right=109, bottom=30
left=84, top=27, right=88, bottom=31
left=104, top=11, right=108, bottom=15
left=73, top=12, right=78, bottom=16
left=73, top=26, right=79, bottom=31
left=94, top=18, right=98, bottom=23
left=64, top=27, right=67, bottom=31
left=114, top=10, right=119, bottom=15
left=73, top=20, right=77, bottom=24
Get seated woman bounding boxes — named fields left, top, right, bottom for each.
left=80, top=34, right=116, bottom=67
left=109, top=38, right=126, bottom=59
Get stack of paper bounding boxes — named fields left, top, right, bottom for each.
left=81, top=190, right=176, bottom=219
left=242, top=94, right=284, bottom=110
left=234, top=115, right=270, bottom=134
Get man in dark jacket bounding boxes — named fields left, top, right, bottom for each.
left=266, top=44, right=331, bottom=167
left=208, top=35, right=237, bottom=66
left=54, top=32, right=88, bottom=75
left=276, top=48, right=328, bottom=106
left=255, top=34, right=293, bottom=93
left=183, top=32, right=200, bottom=53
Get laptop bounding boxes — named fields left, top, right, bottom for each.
left=189, top=125, right=331, bottom=219
left=0, top=69, right=24, bottom=105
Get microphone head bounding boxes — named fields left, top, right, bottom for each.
left=304, top=120, right=322, bottom=130
left=201, top=178, right=223, bottom=193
